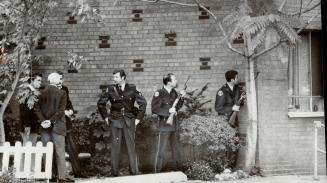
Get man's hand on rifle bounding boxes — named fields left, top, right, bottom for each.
left=105, top=117, right=110, bottom=126
left=169, top=107, right=177, bottom=114
left=135, top=119, right=140, bottom=126
left=232, top=105, right=240, bottom=111
left=65, top=109, right=74, bottom=117
left=180, top=90, right=186, bottom=97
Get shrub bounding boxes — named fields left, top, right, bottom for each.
left=180, top=114, right=240, bottom=174
left=185, top=160, right=215, bottom=181
left=87, top=149, right=112, bottom=176
left=0, top=167, right=33, bottom=183
left=214, top=169, right=250, bottom=181
left=180, top=114, right=239, bottom=152
left=71, top=110, right=110, bottom=154
left=71, top=111, right=158, bottom=176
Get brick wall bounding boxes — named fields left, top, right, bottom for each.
left=256, top=48, right=326, bottom=175
left=34, top=0, right=245, bottom=116
left=33, top=0, right=325, bottom=175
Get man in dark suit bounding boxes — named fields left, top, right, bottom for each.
left=19, top=72, right=43, bottom=146
left=97, top=69, right=147, bottom=177
left=151, top=73, right=186, bottom=173
left=34, top=72, right=74, bottom=183
left=19, top=72, right=42, bottom=171
left=57, top=71, right=81, bottom=178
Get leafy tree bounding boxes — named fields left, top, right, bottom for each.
left=0, top=0, right=100, bottom=144
left=141, top=0, right=320, bottom=172
left=0, top=0, right=60, bottom=144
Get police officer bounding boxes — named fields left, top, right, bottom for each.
left=97, top=69, right=147, bottom=176
left=215, top=70, right=242, bottom=123
left=151, top=73, right=186, bottom=173
left=215, top=70, right=242, bottom=169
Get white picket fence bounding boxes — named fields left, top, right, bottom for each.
left=0, top=141, right=53, bottom=182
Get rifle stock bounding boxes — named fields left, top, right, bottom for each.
left=166, top=96, right=181, bottom=125
left=228, top=111, right=238, bottom=128
left=166, top=76, right=190, bottom=125
left=166, top=112, right=175, bottom=125
left=228, top=91, right=246, bottom=128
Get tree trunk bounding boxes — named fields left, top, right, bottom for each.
left=0, top=109, right=5, bottom=145
left=0, top=71, right=21, bottom=144
left=241, top=32, right=259, bottom=172
left=243, top=57, right=258, bottom=172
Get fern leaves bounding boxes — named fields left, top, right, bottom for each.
left=274, top=22, right=300, bottom=44
left=223, top=3, right=302, bottom=51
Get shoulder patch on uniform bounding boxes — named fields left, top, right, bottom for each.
left=154, top=91, right=159, bottom=97
left=218, top=90, right=223, bottom=96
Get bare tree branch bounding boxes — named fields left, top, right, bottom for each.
left=290, top=2, right=320, bottom=16
left=296, top=13, right=319, bottom=34
left=278, top=0, right=287, bottom=12
left=113, top=0, right=118, bottom=6
left=299, top=0, right=303, bottom=17
left=192, top=0, right=244, bottom=56
left=305, top=0, right=315, bottom=8
left=140, top=0, right=197, bottom=7
left=252, top=40, right=286, bottom=59
left=140, top=0, right=245, bottom=56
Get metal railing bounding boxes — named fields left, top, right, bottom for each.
left=313, top=121, right=326, bottom=180
left=288, top=96, right=324, bottom=112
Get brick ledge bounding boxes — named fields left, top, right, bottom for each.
left=288, top=112, right=324, bottom=118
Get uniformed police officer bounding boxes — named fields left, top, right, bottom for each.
left=97, top=69, right=147, bottom=176
left=215, top=70, right=242, bottom=169
left=151, top=73, right=186, bottom=173
left=215, top=70, right=242, bottom=123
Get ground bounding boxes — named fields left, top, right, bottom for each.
left=69, top=175, right=327, bottom=183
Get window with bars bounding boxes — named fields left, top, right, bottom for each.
left=288, top=31, right=324, bottom=117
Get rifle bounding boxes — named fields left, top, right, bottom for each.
left=166, top=76, right=190, bottom=125
left=228, top=91, right=246, bottom=128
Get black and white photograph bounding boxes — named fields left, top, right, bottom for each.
left=0, top=0, right=326, bottom=183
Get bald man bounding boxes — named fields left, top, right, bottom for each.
left=34, top=72, right=74, bottom=182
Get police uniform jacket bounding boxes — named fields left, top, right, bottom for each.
left=151, top=87, right=184, bottom=132
left=215, top=83, right=241, bottom=118
left=97, top=83, right=147, bottom=128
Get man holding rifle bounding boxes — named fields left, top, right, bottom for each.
left=151, top=73, right=186, bottom=173
left=215, top=70, right=244, bottom=127
left=215, top=70, right=245, bottom=168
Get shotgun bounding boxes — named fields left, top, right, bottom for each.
left=166, top=76, right=190, bottom=125
left=228, top=91, right=246, bottom=128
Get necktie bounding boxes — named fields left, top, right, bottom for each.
left=118, top=85, right=123, bottom=93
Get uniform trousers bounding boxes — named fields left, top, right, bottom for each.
left=110, top=119, right=139, bottom=176
left=154, top=130, right=182, bottom=173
